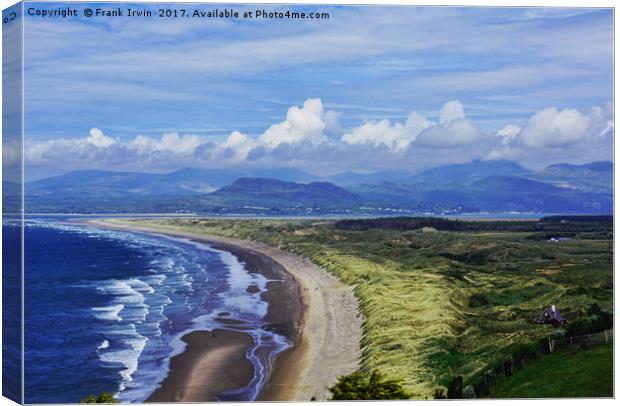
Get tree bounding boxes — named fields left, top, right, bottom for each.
left=565, top=317, right=593, bottom=337
left=329, top=370, right=411, bottom=400
left=80, top=393, right=117, bottom=403
left=447, top=375, right=463, bottom=399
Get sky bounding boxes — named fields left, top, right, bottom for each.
left=16, top=2, right=614, bottom=180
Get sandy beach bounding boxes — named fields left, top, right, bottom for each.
left=147, top=330, right=254, bottom=402
left=87, top=218, right=363, bottom=401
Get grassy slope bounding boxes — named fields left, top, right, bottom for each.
left=127, top=218, right=613, bottom=398
left=491, top=343, right=613, bottom=398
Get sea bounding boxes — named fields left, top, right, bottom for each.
left=9, top=219, right=290, bottom=403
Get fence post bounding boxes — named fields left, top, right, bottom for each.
left=548, top=337, right=555, bottom=353
left=605, top=330, right=608, bottom=343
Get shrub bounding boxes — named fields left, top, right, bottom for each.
left=433, top=387, right=447, bottom=399
left=469, top=293, right=488, bottom=307
left=463, top=385, right=476, bottom=399
left=329, top=370, right=411, bottom=400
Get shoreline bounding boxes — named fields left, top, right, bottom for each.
left=144, top=236, right=303, bottom=402
left=146, top=330, right=255, bottom=402
left=86, top=218, right=363, bottom=401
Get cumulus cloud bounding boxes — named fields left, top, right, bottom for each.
left=439, top=100, right=466, bottom=124
left=519, top=107, right=600, bottom=147
left=486, top=105, right=613, bottom=164
left=415, top=118, right=483, bottom=148
left=493, top=106, right=613, bottom=150
left=258, top=98, right=333, bottom=148
left=342, top=112, right=431, bottom=152
left=342, top=101, right=482, bottom=151
left=414, top=101, right=484, bottom=148
left=128, top=132, right=203, bottom=155
left=24, top=128, right=205, bottom=174
left=88, top=128, right=116, bottom=148
left=22, top=98, right=613, bottom=178
left=215, top=131, right=257, bottom=162
left=496, top=124, right=521, bottom=145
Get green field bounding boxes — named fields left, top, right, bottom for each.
left=491, top=343, right=613, bottom=398
left=128, top=217, right=613, bottom=398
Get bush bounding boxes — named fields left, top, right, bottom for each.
left=433, top=387, right=447, bottom=399
left=469, top=293, right=488, bottom=307
left=463, top=385, right=476, bottom=399
left=329, top=370, right=411, bottom=400
left=80, top=393, right=117, bottom=403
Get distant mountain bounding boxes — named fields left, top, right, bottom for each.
left=325, top=170, right=412, bottom=186
left=466, top=176, right=612, bottom=213
left=22, top=160, right=612, bottom=215
left=24, top=168, right=318, bottom=213
left=26, top=167, right=319, bottom=197
left=352, top=173, right=612, bottom=215
left=472, top=176, right=561, bottom=194
left=209, top=178, right=363, bottom=206
left=530, top=161, right=613, bottom=193
left=409, top=160, right=530, bottom=185
left=27, top=169, right=212, bottom=197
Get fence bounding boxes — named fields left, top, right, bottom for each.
left=549, top=329, right=613, bottom=352
left=471, top=329, right=613, bottom=397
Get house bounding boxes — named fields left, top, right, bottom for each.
left=536, top=305, right=568, bottom=325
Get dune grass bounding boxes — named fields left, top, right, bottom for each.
left=122, top=218, right=612, bottom=398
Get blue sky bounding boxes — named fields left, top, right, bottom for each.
left=19, top=3, right=614, bottom=179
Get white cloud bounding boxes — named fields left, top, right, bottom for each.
left=22, top=99, right=613, bottom=178
left=439, top=100, right=466, bottom=124
left=88, top=128, right=116, bottom=148
left=415, top=101, right=483, bottom=148
left=128, top=132, right=203, bottom=155
left=519, top=107, right=590, bottom=148
left=415, top=119, right=483, bottom=148
left=342, top=111, right=431, bottom=152
left=342, top=100, right=483, bottom=151
left=496, top=124, right=521, bottom=145
left=216, top=131, right=257, bottom=161
left=258, top=98, right=331, bottom=148
left=512, top=106, right=612, bottom=148
left=486, top=105, right=613, bottom=165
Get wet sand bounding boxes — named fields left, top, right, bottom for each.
left=147, top=330, right=254, bottom=402
left=87, top=219, right=363, bottom=401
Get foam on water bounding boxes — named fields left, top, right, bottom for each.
left=92, top=305, right=124, bottom=321
left=97, top=339, right=111, bottom=350
left=24, top=220, right=292, bottom=403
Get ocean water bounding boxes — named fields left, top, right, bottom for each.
left=19, top=220, right=290, bottom=403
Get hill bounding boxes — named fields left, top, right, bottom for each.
left=491, top=343, right=612, bottom=398
left=409, top=160, right=530, bottom=185
left=26, top=167, right=319, bottom=197
left=208, top=177, right=363, bottom=207
left=22, top=160, right=613, bottom=214
left=530, top=161, right=613, bottom=193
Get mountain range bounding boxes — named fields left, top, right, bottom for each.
left=16, top=160, right=613, bottom=215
